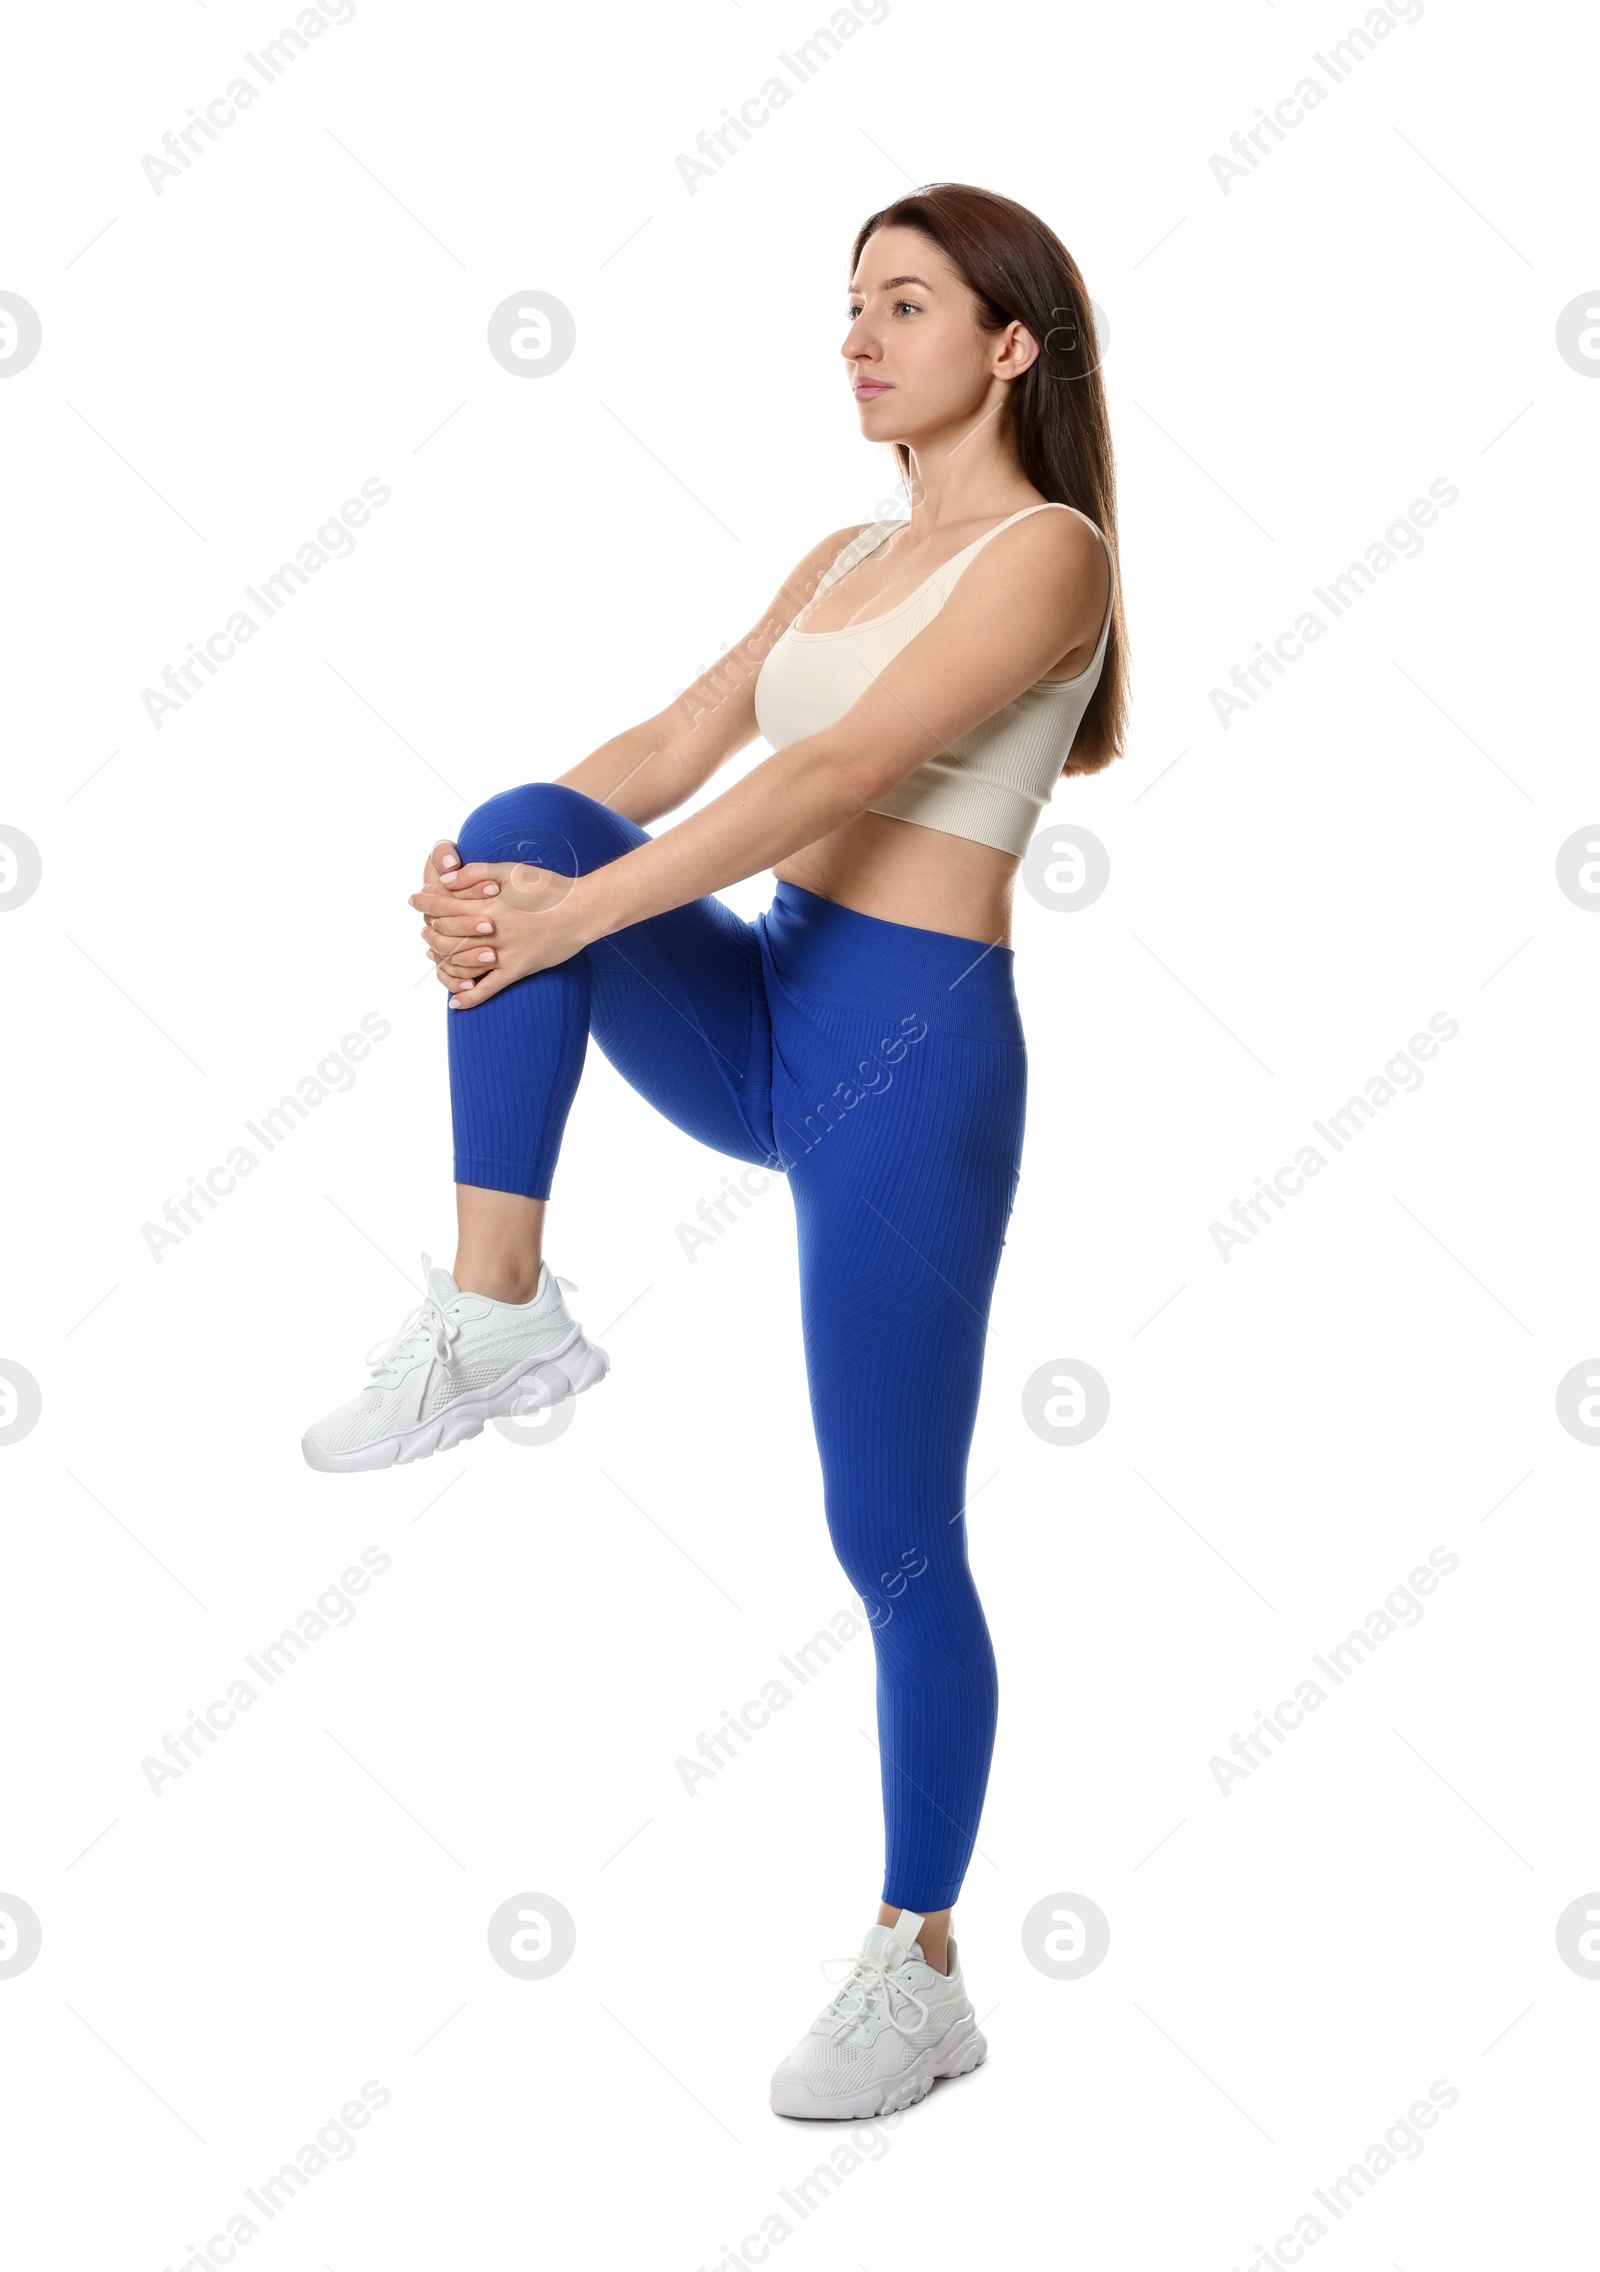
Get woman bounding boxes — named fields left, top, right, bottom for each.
left=303, top=182, right=1125, bottom=2119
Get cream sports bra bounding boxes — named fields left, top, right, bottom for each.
left=753, top=501, right=1116, bottom=859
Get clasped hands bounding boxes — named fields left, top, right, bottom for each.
left=410, top=839, right=598, bottom=1009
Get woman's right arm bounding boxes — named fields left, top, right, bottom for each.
left=422, top=521, right=868, bottom=885
left=552, top=520, right=869, bottom=825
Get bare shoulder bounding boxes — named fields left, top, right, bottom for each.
left=799, top=519, right=877, bottom=580
left=1000, top=503, right=1108, bottom=585
left=958, top=504, right=1110, bottom=652
left=760, top=520, right=878, bottom=635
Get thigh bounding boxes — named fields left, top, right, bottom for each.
left=458, top=781, right=777, bottom=1169
left=587, top=897, right=778, bottom=1170
left=784, top=1015, right=1027, bottom=1416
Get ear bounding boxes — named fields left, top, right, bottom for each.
left=997, top=320, right=1041, bottom=380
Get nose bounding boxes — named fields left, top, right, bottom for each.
left=842, top=310, right=878, bottom=365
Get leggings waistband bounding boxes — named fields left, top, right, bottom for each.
left=761, top=880, right=1023, bottom=1044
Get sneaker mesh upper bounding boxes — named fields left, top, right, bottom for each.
left=772, top=1962, right=967, bottom=2097
left=305, top=1389, right=402, bottom=1453
left=421, top=1350, right=538, bottom=1414
left=305, top=1295, right=576, bottom=1451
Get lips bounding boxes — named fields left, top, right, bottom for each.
left=853, top=381, right=891, bottom=399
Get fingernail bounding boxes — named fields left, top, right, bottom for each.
left=441, top=855, right=459, bottom=870
left=481, top=882, right=499, bottom=895
left=477, top=951, right=495, bottom=964
left=474, top=922, right=493, bottom=934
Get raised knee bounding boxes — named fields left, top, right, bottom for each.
left=455, top=781, right=625, bottom=874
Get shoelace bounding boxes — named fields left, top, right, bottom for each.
left=817, top=1946, right=931, bottom=2041
left=364, top=1252, right=461, bottom=1387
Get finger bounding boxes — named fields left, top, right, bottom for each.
left=422, top=930, right=465, bottom=963
left=422, top=838, right=460, bottom=889
left=426, top=917, right=497, bottom=957
left=420, top=922, right=487, bottom=968
left=409, top=881, right=497, bottom=908
left=421, top=912, right=497, bottom=939
left=411, top=884, right=500, bottom=918
left=437, top=860, right=504, bottom=894
left=446, top=962, right=518, bottom=1009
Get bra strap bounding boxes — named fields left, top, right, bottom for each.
left=1041, top=502, right=1117, bottom=664
left=960, top=500, right=1069, bottom=558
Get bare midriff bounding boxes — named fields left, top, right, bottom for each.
left=772, top=809, right=1018, bottom=948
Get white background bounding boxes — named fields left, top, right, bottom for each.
left=2, top=0, right=1596, bottom=2264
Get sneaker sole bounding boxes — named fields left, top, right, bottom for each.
left=301, top=1327, right=609, bottom=1473
left=769, top=2013, right=987, bottom=2121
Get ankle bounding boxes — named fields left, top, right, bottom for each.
left=454, top=1258, right=543, bottom=1305
left=878, top=1903, right=950, bottom=1974
left=452, top=1187, right=546, bottom=1308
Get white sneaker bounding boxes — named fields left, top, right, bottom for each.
left=302, top=1253, right=609, bottom=1472
left=769, top=1911, right=987, bottom=2120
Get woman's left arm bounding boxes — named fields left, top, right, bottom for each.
left=420, top=511, right=1107, bottom=1005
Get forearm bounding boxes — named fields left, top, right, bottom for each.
left=555, top=718, right=689, bottom=827
left=547, top=544, right=848, bottom=832
left=577, top=734, right=869, bottom=937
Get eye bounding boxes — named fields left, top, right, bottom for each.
left=893, top=299, right=921, bottom=316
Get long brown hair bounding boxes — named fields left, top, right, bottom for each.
left=850, top=183, right=1127, bottom=774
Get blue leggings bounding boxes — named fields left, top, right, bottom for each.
left=448, top=783, right=1027, bottom=1914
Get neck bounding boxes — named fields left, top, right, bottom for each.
left=898, top=394, right=1033, bottom=533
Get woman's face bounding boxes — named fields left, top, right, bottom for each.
left=841, top=224, right=1036, bottom=446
